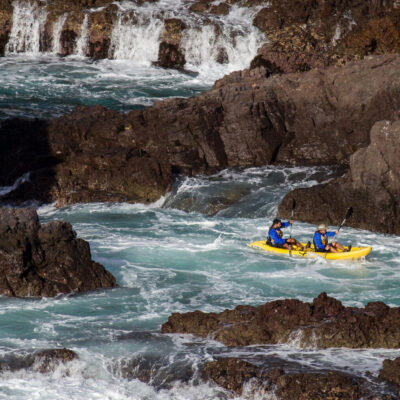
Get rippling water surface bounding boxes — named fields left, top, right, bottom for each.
left=1, top=166, right=400, bottom=399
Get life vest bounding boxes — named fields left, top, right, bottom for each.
left=313, top=231, right=328, bottom=250
left=267, top=225, right=283, bottom=245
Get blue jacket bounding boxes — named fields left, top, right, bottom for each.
left=313, top=231, right=335, bottom=250
left=268, top=221, right=290, bottom=245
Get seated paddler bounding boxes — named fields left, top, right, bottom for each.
left=313, top=224, right=347, bottom=253
left=267, top=218, right=303, bottom=250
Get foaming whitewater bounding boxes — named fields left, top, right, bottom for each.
left=52, top=14, right=68, bottom=54
left=5, top=0, right=47, bottom=54
left=1, top=0, right=265, bottom=119
left=74, top=14, right=89, bottom=57
left=1, top=166, right=400, bottom=398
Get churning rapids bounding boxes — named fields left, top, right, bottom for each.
left=1, top=165, right=400, bottom=399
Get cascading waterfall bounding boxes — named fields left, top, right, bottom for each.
left=109, top=13, right=164, bottom=64
left=52, top=14, right=68, bottom=54
left=74, top=14, right=89, bottom=57
left=4, top=0, right=264, bottom=73
left=5, top=0, right=47, bottom=54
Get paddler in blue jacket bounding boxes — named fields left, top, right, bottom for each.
left=267, top=218, right=303, bottom=250
left=313, top=224, right=346, bottom=253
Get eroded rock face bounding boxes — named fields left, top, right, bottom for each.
left=0, top=206, right=117, bottom=297
left=279, top=118, right=400, bottom=234
left=203, top=358, right=369, bottom=400
left=162, top=292, right=400, bottom=349
left=251, top=0, right=400, bottom=74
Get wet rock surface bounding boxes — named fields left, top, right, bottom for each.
left=279, top=118, right=400, bottom=235
left=162, top=292, right=400, bottom=349
left=0, top=348, right=78, bottom=373
left=156, top=18, right=186, bottom=70
left=202, top=358, right=393, bottom=399
left=2, top=55, right=400, bottom=207
left=380, top=357, right=400, bottom=394
left=0, top=206, right=117, bottom=297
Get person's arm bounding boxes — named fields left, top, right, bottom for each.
left=269, top=229, right=286, bottom=245
left=327, top=231, right=336, bottom=237
left=313, top=232, right=323, bottom=249
left=281, top=221, right=290, bottom=228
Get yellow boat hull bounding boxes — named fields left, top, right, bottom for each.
left=248, top=241, right=371, bottom=260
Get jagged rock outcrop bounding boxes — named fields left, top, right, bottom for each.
left=202, top=358, right=373, bottom=400
left=0, top=206, right=117, bottom=297
left=279, top=118, right=400, bottom=234
left=162, top=292, right=400, bottom=349
left=2, top=54, right=400, bottom=206
left=251, top=0, right=400, bottom=74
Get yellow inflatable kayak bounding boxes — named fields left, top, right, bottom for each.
left=248, top=241, right=371, bottom=260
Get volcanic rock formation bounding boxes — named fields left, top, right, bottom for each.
left=2, top=54, right=400, bottom=208
left=162, top=292, right=400, bottom=349
left=279, top=118, right=400, bottom=234
left=0, top=206, right=117, bottom=297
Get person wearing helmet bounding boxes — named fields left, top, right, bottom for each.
left=267, top=218, right=303, bottom=250
left=313, top=224, right=346, bottom=253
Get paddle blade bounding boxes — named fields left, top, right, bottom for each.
left=345, top=206, right=353, bottom=219
left=292, top=199, right=296, bottom=211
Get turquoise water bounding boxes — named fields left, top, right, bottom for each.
left=0, top=55, right=211, bottom=120
left=1, top=166, right=400, bottom=399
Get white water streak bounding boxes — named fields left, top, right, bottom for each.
left=109, top=13, right=163, bottom=64
left=5, top=0, right=47, bottom=54
left=52, top=14, right=68, bottom=54
left=75, top=14, right=89, bottom=57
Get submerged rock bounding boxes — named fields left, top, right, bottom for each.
left=279, top=118, right=400, bottom=234
left=33, top=348, right=78, bottom=373
left=0, top=348, right=78, bottom=373
left=162, top=292, right=400, bottom=349
left=0, top=206, right=117, bottom=297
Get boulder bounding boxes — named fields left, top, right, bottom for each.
left=33, top=348, right=78, bottom=373
left=380, top=357, right=400, bottom=397
left=0, top=206, right=117, bottom=297
left=279, top=118, right=400, bottom=234
left=162, top=292, right=400, bottom=349
left=203, top=358, right=369, bottom=399
left=156, top=18, right=186, bottom=70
